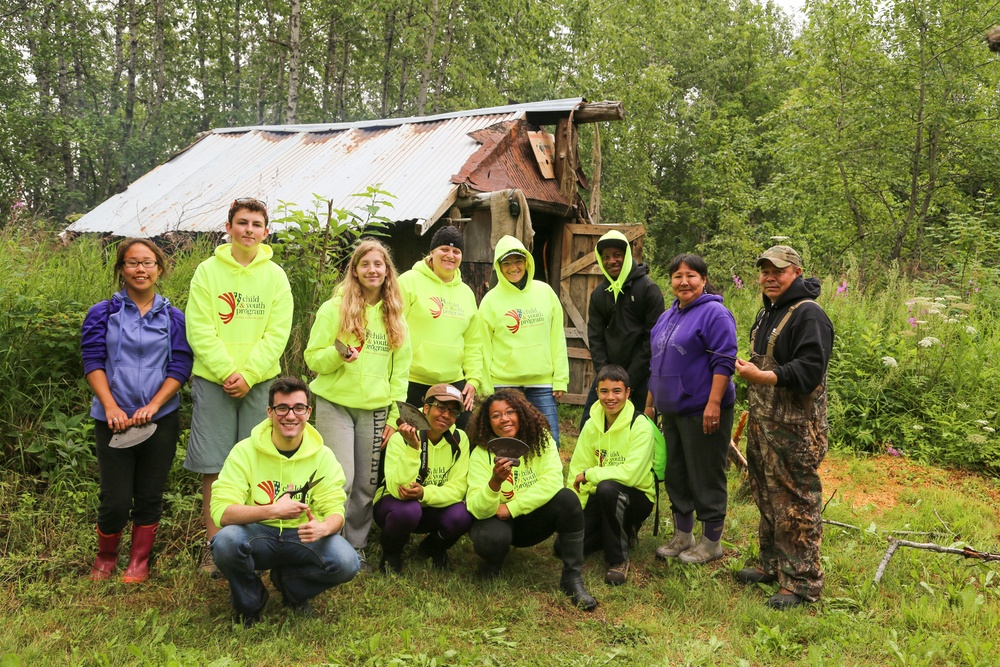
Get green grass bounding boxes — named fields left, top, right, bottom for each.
left=4, top=435, right=1000, bottom=666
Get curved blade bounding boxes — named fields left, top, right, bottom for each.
left=395, top=401, right=431, bottom=430
left=486, top=437, right=530, bottom=461
left=109, top=422, right=158, bottom=449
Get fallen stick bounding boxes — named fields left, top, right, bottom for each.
left=873, top=537, right=1000, bottom=584
left=728, top=411, right=749, bottom=473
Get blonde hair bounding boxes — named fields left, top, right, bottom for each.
left=336, top=239, right=406, bottom=349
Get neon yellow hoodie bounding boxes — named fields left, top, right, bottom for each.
left=210, top=419, right=347, bottom=529
left=186, top=243, right=292, bottom=387
left=466, top=435, right=563, bottom=519
left=304, top=293, right=412, bottom=423
left=478, top=236, right=569, bottom=392
left=374, top=427, right=470, bottom=507
left=398, top=260, right=484, bottom=391
left=567, top=399, right=656, bottom=509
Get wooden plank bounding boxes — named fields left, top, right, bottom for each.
left=567, top=347, right=592, bottom=360
left=527, top=131, right=555, bottom=179
left=559, top=392, right=586, bottom=405
left=565, top=327, right=583, bottom=340
left=565, top=223, right=645, bottom=237
left=560, top=285, right=589, bottom=349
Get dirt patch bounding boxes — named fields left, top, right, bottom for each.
left=820, top=453, right=1000, bottom=516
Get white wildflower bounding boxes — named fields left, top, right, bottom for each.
left=958, top=403, right=969, bottom=410
left=943, top=318, right=959, bottom=324
left=967, top=434, right=987, bottom=445
left=912, top=424, right=924, bottom=431
left=984, top=427, right=996, bottom=433
left=928, top=307, right=944, bottom=315
left=975, top=419, right=989, bottom=426
left=934, top=297, right=946, bottom=303
left=966, top=326, right=977, bottom=335
left=917, top=337, right=940, bottom=348
left=881, top=356, right=898, bottom=368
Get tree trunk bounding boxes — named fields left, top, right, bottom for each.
left=233, top=0, right=243, bottom=112
left=118, top=0, right=139, bottom=192
left=286, top=0, right=301, bottom=124
left=322, top=16, right=338, bottom=117
left=380, top=8, right=397, bottom=117
left=431, top=0, right=458, bottom=114
left=416, top=0, right=440, bottom=115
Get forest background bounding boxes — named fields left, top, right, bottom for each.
left=4, top=0, right=1000, bottom=664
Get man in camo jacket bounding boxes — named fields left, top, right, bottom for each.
left=735, top=245, right=834, bottom=610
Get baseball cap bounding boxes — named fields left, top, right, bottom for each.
left=499, top=249, right=526, bottom=263
left=423, top=383, right=464, bottom=405
left=756, top=245, right=802, bottom=269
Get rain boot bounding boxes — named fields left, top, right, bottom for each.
left=90, top=527, right=121, bottom=581
left=655, top=513, right=695, bottom=559
left=122, top=523, right=158, bottom=583
left=678, top=521, right=724, bottom=564
left=558, top=530, right=598, bottom=611
left=417, top=531, right=452, bottom=571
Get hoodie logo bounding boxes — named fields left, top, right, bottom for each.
left=218, top=292, right=240, bottom=324
left=255, top=479, right=279, bottom=505
left=505, top=309, right=522, bottom=334
left=501, top=471, right=515, bottom=500
left=217, top=291, right=266, bottom=324
left=430, top=297, right=444, bottom=319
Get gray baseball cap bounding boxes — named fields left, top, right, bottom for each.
left=756, top=245, right=802, bottom=269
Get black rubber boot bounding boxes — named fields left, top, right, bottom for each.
left=558, top=530, right=597, bottom=611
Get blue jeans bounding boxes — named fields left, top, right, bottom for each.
left=212, top=523, right=359, bottom=618
left=497, top=386, right=560, bottom=444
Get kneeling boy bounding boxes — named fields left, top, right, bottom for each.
left=211, top=377, right=359, bottom=626
left=568, top=365, right=656, bottom=585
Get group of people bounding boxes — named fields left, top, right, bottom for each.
left=81, top=195, right=834, bottom=625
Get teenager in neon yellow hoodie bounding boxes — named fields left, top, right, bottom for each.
left=478, top=235, right=568, bottom=442
left=398, top=225, right=484, bottom=429
left=465, top=388, right=597, bottom=611
left=305, top=239, right=411, bottom=566
left=184, top=198, right=293, bottom=575
left=373, top=383, right=473, bottom=573
left=210, top=377, right=358, bottom=626
left=567, top=365, right=655, bottom=586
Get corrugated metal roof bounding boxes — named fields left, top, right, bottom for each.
left=65, top=98, right=586, bottom=238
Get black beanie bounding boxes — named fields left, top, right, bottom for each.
left=430, top=225, right=465, bottom=253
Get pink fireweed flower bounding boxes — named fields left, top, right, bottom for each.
left=732, top=274, right=744, bottom=289
left=836, top=280, right=848, bottom=295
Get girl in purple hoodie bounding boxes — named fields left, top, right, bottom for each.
left=81, top=239, right=193, bottom=583
left=646, top=254, right=737, bottom=565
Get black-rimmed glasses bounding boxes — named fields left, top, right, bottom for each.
left=429, top=402, right=462, bottom=418
left=270, top=403, right=310, bottom=416
left=123, top=259, right=158, bottom=269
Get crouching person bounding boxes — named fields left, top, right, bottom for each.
left=374, top=383, right=473, bottom=573
left=210, top=377, right=360, bottom=627
left=567, top=365, right=655, bottom=586
left=466, top=389, right=597, bottom=611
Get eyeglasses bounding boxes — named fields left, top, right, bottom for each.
left=270, top=403, right=310, bottom=416
left=489, top=409, right=517, bottom=420
left=231, top=197, right=267, bottom=211
left=429, top=402, right=461, bottom=418
left=123, top=259, right=157, bottom=269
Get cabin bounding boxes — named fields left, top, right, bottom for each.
left=65, top=98, right=647, bottom=403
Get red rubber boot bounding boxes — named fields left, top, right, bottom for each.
left=122, top=523, right=158, bottom=583
left=90, top=528, right=121, bottom=581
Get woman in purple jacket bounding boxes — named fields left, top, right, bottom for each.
left=81, top=239, right=193, bottom=583
left=646, top=254, right=737, bottom=565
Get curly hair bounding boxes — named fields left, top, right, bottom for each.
left=467, top=388, right=551, bottom=460
left=334, top=238, right=406, bottom=349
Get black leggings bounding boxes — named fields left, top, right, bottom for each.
left=469, top=488, right=582, bottom=563
left=95, top=411, right=180, bottom=533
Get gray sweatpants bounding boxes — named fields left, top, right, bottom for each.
left=314, top=397, right=388, bottom=549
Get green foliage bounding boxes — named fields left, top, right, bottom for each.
left=270, top=185, right=395, bottom=379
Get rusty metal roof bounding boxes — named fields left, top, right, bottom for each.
left=66, top=98, right=586, bottom=237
